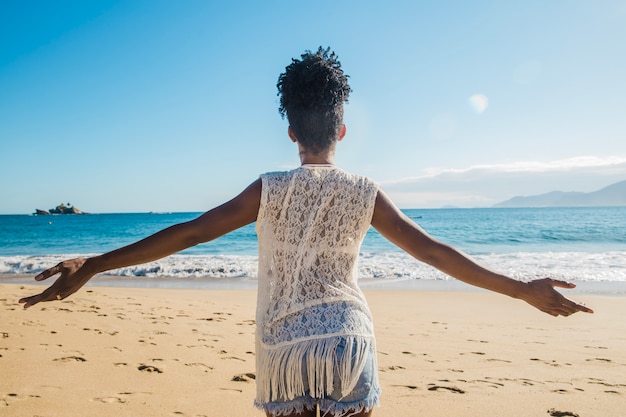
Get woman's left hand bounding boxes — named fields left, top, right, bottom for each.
left=520, top=278, right=594, bottom=316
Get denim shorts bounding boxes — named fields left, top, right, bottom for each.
left=260, top=337, right=381, bottom=416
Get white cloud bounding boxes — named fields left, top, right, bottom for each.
left=381, top=156, right=626, bottom=208
left=386, top=156, right=626, bottom=183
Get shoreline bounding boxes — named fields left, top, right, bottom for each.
left=3, top=273, right=626, bottom=295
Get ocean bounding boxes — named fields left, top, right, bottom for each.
left=1, top=207, right=625, bottom=290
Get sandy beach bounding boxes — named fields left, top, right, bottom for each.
left=1, top=280, right=624, bottom=417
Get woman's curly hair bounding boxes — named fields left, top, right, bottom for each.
left=277, top=47, right=351, bottom=153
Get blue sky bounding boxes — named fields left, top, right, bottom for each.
left=1, top=0, right=625, bottom=214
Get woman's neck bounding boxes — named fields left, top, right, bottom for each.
left=298, top=144, right=336, bottom=166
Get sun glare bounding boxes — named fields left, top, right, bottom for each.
left=469, top=94, right=489, bottom=114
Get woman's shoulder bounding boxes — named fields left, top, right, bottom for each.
left=260, top=168, right=295, bottom=180
left=332, top=168, right=379, bottom=189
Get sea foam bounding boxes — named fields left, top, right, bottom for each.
left=2, top=251, right=625, bottom=282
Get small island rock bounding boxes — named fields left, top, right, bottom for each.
left=34, top=203, right=88, bottom=215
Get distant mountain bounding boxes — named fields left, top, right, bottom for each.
left=494, top=180, right=626, bottom=208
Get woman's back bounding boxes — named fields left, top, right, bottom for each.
left=256, top=165, right=378, bottom=329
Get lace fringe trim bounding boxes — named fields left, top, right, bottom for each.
left=255, top=336, right=374, bottom=405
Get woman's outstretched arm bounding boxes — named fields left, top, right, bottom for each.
left=19, top=179, right=262, bottom=309
left=370, top=189, right=593, bottom=316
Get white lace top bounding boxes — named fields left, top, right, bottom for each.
left=254, top=165, right=379, bottom=404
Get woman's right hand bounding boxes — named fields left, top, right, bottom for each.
left=19, top=258, right=95, bottom=309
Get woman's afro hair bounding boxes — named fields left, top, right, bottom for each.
left=277, top=47, right=351, bottom=118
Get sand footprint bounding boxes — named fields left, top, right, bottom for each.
left=1, top=393, right=17, bottom=407
left=82, top=327, right=119, bottom=336
left=551, top=389, right=569, bottom=394
left=198, top=312, right=231, bottom=322
left=486, top=358, right=512, bottom=363
left=138, top=364, right=163, bottom=373
left=470, top=378, right=504, bottom=389
left=185, top=363, right=214, bottom=372
left=1, top=393, right=42, bottom=407
left=530, top=358, right=570, bottom=367
left=380, top=365, right=405, bottom=372
left=547, top=409, right=580, bottom=417
left=53, top=356, right=86, bottom=362
left=586, top=378, right=626, bottom=392
left=92, top=396, right=126, bottom=404
left=585, top=357, right=612, bottom=363
left=232, top=372, right=256, bottom=382
left=518, top=378, right=540, bottom=386
left=222, top=356, right=246, bottom=362
left=427, top=384, right=465, bottom=394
